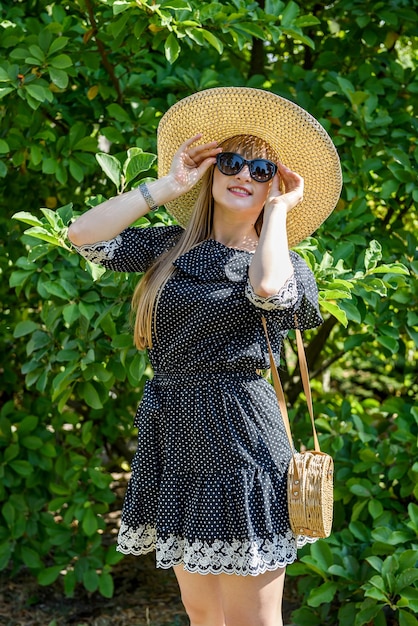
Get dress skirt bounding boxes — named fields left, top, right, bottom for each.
left=116, top=370, right=314, bottom=575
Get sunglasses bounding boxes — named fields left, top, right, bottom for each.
left=216, top=152, right=277, bottom=183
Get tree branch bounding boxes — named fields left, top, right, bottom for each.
left=285, top=315, right=339, bottom=404
left=248, top=0, right=266, bottom=78
left=84, top=0, right=123, bottom=103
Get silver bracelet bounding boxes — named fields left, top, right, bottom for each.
left=139, top=182, right=159, bottom=211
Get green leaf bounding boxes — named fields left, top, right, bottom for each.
left=0, top=138, right=9, bottom=153
left=21, top=546, right=43, bottom=569
left=12, top=211, right=43, bottom=228
left=124, top=150, right=156, bottom=184
left=396, top=569, right=418, bottom=593
left=64, top=569, right=76, bottom=597
left=4, top=444, right=19, bottom=463
left=233, top=22, right=266, bottom=40
left=112, top=0, right=132, bottom=15
left=0, top=159, right=7, bottom=177
left=49, top=67, right=69, bottom=89
left=63, top=303, right=80, bottom=325
left=0, top=543, right=13, bottom=571
left=99, top=571, right=114, bottom=598
left=399, top=550, right=418, bottom=571
left=10, top=460, right=33, bottom=477
left=83, top=568, right=99, bottom=592
left=368, top=499, right=383, bottom=519
left=105, top=545, right=124, bottom=566
left=201, top=29, right=224, bottom=54
left=399, top=610, right=418, bottom=626
left=13, top=320, right=38, bottom=337
left=48, top=36, right=69, bottom=55
left=79, top=382, right=103, bottom=409
left=82, top=507, right=98, bottom=536
left=398, top=588, right=418, bottom=612
left=350, top=483, right=372, bottom=497
left=28, top=44, right=45, bottom=62
left=0, top=86, right=14, bottom=99
left=295, top=15, right=320, bottom=27
left=42, top=281, right=73, bottom=300
left=364, top=240, right=382, bottom=271
left=376, top=336, right=398, bottom=353
left=96, top=153, right=121, bottom=188
left=23, top=226, right=62, bottom=246
left=361, top=277, right=387, bottom=297
left=309, top=540, right=333, bottom=572
left=25, top=84, right=52, bottom=103
left=106, top=103, right=132, bottom=123
left=264, top=0, right=285, bottom=16
left=0, top=66, right=11, bottom=81
left=281, top=0, right=299, bottom=27
left=165, top=33, right=181, bottom=64
left=21, top=436, right=43, bottom=450
left=407, top=503, right=418, bottom=530
left=2, top=501, right=15, bottom=526
left=49, top=54, right=73, bottom=69
left=370, top=263, right=409, bottom=275
left=161, top=0, right=191, bottom=9
left=38, top=565, right=63, bottom=586
left=320, top=300, right=348, bottom=325
left=308, top=581, right=338, bottom=607
left=89, top=468, right=110, bottom=489
left=85, top=260, right=107, bottom=281
left=364, top=587, right=388, bottom=602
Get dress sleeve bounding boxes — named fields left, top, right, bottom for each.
left=71, top=225, right=183, bottom=273
left=245, top=251, right=323, bottom=331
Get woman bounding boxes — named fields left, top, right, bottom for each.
left=68, top=87, right=341, bottom=626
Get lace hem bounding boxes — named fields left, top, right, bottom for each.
left=73, top=235, right=123, bottom=264
left=116, top=522, right=315, bottom=574
left=245, top=273, right=298, bottom=311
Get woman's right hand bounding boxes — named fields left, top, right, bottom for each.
left=168, top=135, right=221, bottom=194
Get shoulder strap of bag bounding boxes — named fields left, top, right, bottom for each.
left=261, top=315, right=321, bottom=453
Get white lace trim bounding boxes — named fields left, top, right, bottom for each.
left=116, top=522, right=317, bottom=574
left=245, top=273, right=298, bottom=311
left=73, top=235, right=123, bottom=264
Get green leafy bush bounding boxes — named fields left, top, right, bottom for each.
left=1, top=0, right=417, bottom=622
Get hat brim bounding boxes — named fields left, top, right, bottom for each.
left=157, top=87, right=342, bottom=248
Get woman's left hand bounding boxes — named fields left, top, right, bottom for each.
left=168, top=135, right=221, bottom=194
left=265, top=163, right=304, bottom=214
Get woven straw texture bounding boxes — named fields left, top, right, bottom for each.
left=157, top=87, right=342, bottom=247
left=287, top=451, right=334, bottom=538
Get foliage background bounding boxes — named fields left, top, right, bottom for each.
left=1, top=0, right=417, bottom=624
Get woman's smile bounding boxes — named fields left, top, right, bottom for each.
left=228, top=185, right=252, bottom=197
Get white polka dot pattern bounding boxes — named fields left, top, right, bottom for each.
left=73, top=225, right=323, bottom=574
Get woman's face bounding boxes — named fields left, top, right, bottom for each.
left=212, top=155, right=272, bottom=219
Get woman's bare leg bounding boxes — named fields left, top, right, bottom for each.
left=173, top=565, right=225, bottom=626
left=219, top=567, right=286, bottom=626
left=173, top=564, right=285, bottom=626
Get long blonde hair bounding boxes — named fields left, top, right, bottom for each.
left=132, top=135, right=277, bottom=349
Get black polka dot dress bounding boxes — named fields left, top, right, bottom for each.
left=74, top=224, right=323, bottom=575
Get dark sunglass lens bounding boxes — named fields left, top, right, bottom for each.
left=250, top=159, right=275, bottom=182
left=218, top=153, right=244, bottom=175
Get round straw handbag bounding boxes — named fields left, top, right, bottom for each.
left=287, top=451, right=334, bottom=538
left=262, top=316, right=334, bottom=539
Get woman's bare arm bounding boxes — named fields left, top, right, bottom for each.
left=249, top=164, right=304, bottom=297
left=68, top=136, right=220, bottom=246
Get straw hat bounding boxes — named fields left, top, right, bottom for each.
left=157, top=87, right=342, bottom=247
